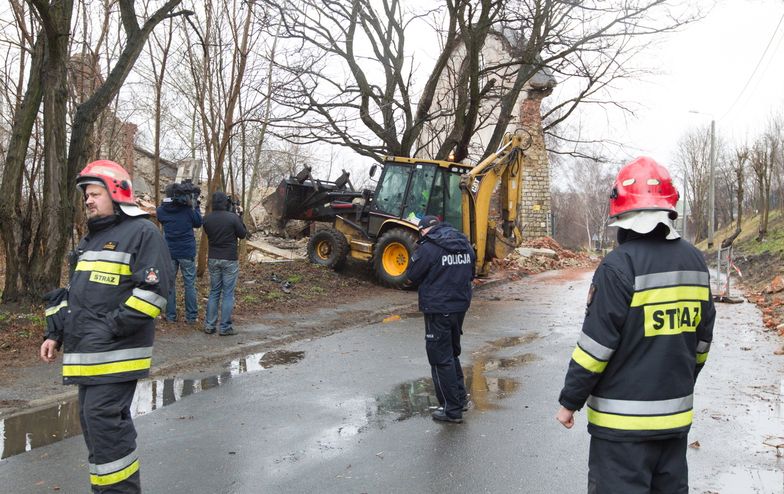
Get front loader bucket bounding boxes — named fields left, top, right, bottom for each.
left=262, top=168, right=364, bottom=226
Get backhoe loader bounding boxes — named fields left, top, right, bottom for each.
left=264, top=132, right=530, bottom=288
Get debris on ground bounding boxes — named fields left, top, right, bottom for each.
left=489, top=237, right=597, bottom=281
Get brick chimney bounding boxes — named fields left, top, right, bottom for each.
left=519, top=88, right=552, bottom=239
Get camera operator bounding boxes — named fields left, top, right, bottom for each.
left=156, top=181, right=203, bottom=324
left=202, top=191, right=247, bottom=336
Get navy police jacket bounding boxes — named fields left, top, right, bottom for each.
left=559, top=227, right=716, bottom=441
left=406, top=223, right=475, bottom=314
left=44, top=214, right=172, bottom=385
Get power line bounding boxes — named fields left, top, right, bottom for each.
left=719, top=11, right=784, bottom=121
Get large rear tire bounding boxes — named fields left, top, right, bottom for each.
left=307, top=228, right=349, bottom=269
left=372, top=228, right=418, bottom=289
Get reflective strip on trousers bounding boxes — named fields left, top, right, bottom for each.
left=90, top=449, right=138, bottom=475
left=90, top=459, right=139, bottom=486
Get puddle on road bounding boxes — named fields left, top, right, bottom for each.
left=0, top=350, right=304, bottom=461
left=712, top=468, right=784, bottom=494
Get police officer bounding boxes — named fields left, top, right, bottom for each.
left=40, top=160, right=171, bottom=493
left=555, top=157, right=716, bottom=493
left=406, top=215, right=475, bottom=424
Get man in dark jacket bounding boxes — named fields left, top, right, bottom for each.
left=40, top=160, right=171, bottom=493
left=202, top=191, right=247, bottom=335
left=556, top=157, right=716, bottom=493
left=406, top=215, right=476, bottom=424
left=156, top=183, right=202, bottom=323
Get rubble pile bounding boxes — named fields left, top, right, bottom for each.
left=490, top=237, right=596, bottom=279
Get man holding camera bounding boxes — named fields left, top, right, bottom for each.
left=202, top=191, right=247, bottom=336
left=156, top=182, right=203, bottom=324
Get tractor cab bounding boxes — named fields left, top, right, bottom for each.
left=368, top=157, right=471, bottom=237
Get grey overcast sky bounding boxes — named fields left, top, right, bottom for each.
left=587, top=0, right=784, bottom=167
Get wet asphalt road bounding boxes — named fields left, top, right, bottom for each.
left=1, top=269, right=783, bottom=493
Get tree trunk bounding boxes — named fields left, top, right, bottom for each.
left=0, top=34, right=44, bottom=303
left=28, top=0, right=75, bottom=296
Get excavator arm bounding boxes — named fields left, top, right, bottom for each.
left=460, top=132, right=527, bottom=276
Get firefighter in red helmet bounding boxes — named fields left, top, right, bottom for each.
left=555, top=157, right=716, bottom=493
left=40, top=160, right=171, bottom=493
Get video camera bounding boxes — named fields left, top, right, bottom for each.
left=226, top=194, right=242, bottom=215
left=164, top=179, right=201, bottom=208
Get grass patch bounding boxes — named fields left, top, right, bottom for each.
left=287, top=274, right=303, bottom=283
left=264, top=291, right=284, bottom=301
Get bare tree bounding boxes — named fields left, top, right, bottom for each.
left=260, top=0, right=700, bottom=164
left=0, top=0, right=189, bottom=302
left=750, top=121, right=780, bottom=242
left=674, top=126, right=712, bottom=243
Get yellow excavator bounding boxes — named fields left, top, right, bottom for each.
left=263, top=132, right=530, bottom=288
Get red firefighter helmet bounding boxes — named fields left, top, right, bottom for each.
left=76, top=160, right=135, bottom=205
left=609, top=156, right=679, bottom=219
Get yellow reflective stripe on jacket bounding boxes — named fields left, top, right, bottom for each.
left=125, top=296, right=161, bottom=318
left=75, top=260, right=132, bottom=276
left=630, top=286, right=710, bottom=307
left=571, top=346, right=608, bottom=373
left=587, top=407, right=693, bottom=431
left=696, top=352, right=709, bottom=364
left=90, top=459, right=139, bottom=486
left=45, top=300, right=68, bottom=316
left=62, top=358, right=151, bottom=377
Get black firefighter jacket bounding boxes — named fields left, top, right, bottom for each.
left=406, top=223, right=475, bottom=314
left=559, top=228, right=716, bottom=442
left=45, top=214, right=172, bottom=385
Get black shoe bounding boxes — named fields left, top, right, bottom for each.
left=219, top=328, right=237, bottom=336
left=204, top=328, right=216, bottom=335
left=431, top=410, right=463, bottom=423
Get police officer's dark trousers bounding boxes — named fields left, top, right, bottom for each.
left=588, top=436, right=688, bottom=494
left=425, top=312, right=467, bottom=418
left=78, top=381, right=141, bottom=493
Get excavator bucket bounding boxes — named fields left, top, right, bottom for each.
left=262, top=167, right=363, bottom=227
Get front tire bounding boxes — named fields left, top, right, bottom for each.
left=372, top=228, right=418, bottom=288
left=307, top=228, right=349, bottom=269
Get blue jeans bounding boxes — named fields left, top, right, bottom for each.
left=166, top=258, right=198, bottom=322
left=205, top=259, right=239, bottom=333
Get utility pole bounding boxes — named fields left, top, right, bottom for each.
left=682, top=166, right=688, bottom=241
left=708, top=119, right=716, bottom=249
